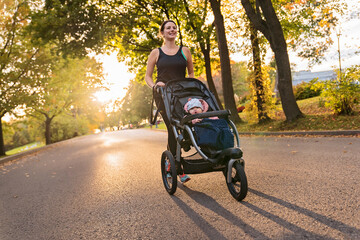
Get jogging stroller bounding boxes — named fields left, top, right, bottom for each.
left=151, top=78, right=248, bottom=201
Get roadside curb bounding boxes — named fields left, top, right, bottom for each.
left=0, top=135, right=88, bottom=166
left=239, top=130, right=360, bottom=136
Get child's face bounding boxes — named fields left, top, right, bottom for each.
left=189, top=107, right=203, bottom=115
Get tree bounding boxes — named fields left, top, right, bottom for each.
left=29, top=0, right=114, bottom=57
left=27, top=56, right=105, bottom=144
left=223, top=0, right=273, bottom=123
left=249, top=23, right=271, bottom=122
left=240, top=0, right=345, bottom=121
left=119, top=80, right=152, bottom=126
left=209, top=0, right=242, bottom=123
left=278, top=0, right=343, bottom=67
left=241, top=0, right=303, bottom=121
left=0, top=0, right=51, bottom=156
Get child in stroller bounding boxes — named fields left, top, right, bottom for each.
left=184, top=98, right=218, bottom=124
left=184, top=98, right=234, bottom=153
left=153, top=78, right=248, bottom=201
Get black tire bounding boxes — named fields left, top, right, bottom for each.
left=226, top=161, right=248, bottom=201
left=161, top=150, right=177, bottom=195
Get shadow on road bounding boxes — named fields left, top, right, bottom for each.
left=171, top=186, right=360, bottom=239
left=172, top=185, right=270, bottom=240
left=248, top=189, right=360, bottom=238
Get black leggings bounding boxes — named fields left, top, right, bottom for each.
left=155, top=95, right=183, bottom=175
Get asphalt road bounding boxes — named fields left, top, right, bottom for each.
left=0, top=129, right=359, bottom=240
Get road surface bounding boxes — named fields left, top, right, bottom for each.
left=1, top=129, right=359, bottom=239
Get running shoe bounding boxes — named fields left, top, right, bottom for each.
left=179, top=174, right=191, bottom=183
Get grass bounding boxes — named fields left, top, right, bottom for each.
left=5, top=142, right=45, bottom=156
left=145, top=122, right=167, bottom=130
left=237, top=96, right=360, bottom=132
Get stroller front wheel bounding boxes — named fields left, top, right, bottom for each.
left=225, top=160, right=248, bottom=201
left=161, top=150, right=177, bottom=195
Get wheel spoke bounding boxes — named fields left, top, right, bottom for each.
left=233, top=182, right=241, bottom=188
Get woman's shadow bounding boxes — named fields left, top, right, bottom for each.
left=171, top=185, right=359, bottom=239
left=172, top=185, right=269, bottom=240
left=248, top=189, right=360, bottom=239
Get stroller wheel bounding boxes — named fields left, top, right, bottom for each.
left=161, top=150, right=177, bottom=195
left=225, top=160, right=248, bottom=201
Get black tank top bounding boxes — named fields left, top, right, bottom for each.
left=156, top=46, right=187, bottom=83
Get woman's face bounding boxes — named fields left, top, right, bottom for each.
left=161, top=22, right=177, bottom=40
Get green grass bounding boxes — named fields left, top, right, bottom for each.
left=5, top=142, right=45, bottom=156
left=237, top=96, right=360, bottom=132
left=145, top=122, right=167, bottom=130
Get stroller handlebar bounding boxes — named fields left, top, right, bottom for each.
left=180, top=110, right=231, bottom=125
left=154, top=85, right=164, bottom=94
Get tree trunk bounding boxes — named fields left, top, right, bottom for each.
left=0, top=117, right=6, bottom=156
left=273, top=46, right=303, bottom=120
left=250, top=23, right=271, bottom=123
left=209, top=0, right=242, bottom=123
left=241, top=0, right=303, bottom=121
left=45, top=117, right=52, bottom=145
left=202, top=46, right=224, bottom=109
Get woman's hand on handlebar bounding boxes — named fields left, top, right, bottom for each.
left=154, top=82, right=165, bottom=88
left=153, top=82, right=165, bottom=93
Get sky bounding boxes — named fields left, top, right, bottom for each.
left=94, top=53, right=135, bottom=103
left=96, top=1, right=360, bottom=103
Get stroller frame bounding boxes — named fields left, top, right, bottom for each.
left=152, top=78, right=248, bottom=201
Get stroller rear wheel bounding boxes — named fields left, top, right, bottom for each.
left=161, top=150, right=177, bottom=195
left=225, top=160, right=248, bottom=201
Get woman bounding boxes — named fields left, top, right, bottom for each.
left=145, top=20, right=194, bottom=183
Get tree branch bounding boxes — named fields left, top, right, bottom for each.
left=240, top=0, right=270, bottom=39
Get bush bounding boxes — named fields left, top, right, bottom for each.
left=293, top=78, right=322, bottom=100
left=50, top=114, right=91, bottom=143
left=2, top=120, right=36, bottom=151
left=320, top=66, right=360, bottom=115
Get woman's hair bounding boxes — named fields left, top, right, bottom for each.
left=159, top=20, right=177, bottom=35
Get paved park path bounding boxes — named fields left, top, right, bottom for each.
left=1, top=129, right=359, bottom=239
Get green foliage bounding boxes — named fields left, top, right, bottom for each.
left=119, top=80, right=152, bottom=126
left=29, top=0, right=113, bottom=57
left=50, top=114, right=90, bottom=143
left=25, top=55, right=105, bottom=144
left=0, top=1, right=51, bottom=118
left=275, top=0, right=345, bottom=66
left=293, top=78, right=322, bottom=100
left=231, top=61, right=250, bottom=101
left=2, top=119, right=37, bottom=151
left=29, top=56, right=104, bottom=117
left=319, top=66, right=360, bottom=115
